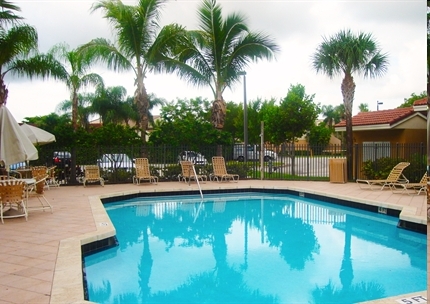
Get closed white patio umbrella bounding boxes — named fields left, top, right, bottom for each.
left=0, top=105, right=38, bottom=168
left=20, top=123, right=56, bottom=146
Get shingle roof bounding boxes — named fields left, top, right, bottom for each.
left=335, top=107, right=415, bottom=127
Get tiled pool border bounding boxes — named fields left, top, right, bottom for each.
left=50, top=185, right=427, bottom=304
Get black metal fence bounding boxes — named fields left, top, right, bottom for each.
left=32, top=142, right=426, bottom=185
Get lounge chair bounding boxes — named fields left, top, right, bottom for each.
left=179, top=160, right=207, bottom=183
left=133, top=158, right=158, bottom=185
left=211, top=156, right=239, bottom=182
left=391, top=172, right=427, bottom=195
left=83, top=165, right=105, bottom=187
left=356, top=162, right=410, bottom=190
left=28, top=166, right=53, bottom=213
left=0, top=180, right=28, bottom=224
left=46, top=166, right=60, bottom=188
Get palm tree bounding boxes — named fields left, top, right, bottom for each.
left=312, top=29, right=388, bottom=180
left=173, top=0, right=279, bottom=140
left=321, top=104, right=342, bottom=129
left=0, top=24, right=66, bottom=106
left=56, top=92, right=96, bottom=130
left=78, top=0, right=187, bottom=146
left=49, top=43, right=104, bottom=130
left=358, top=103, right=369, bottom=112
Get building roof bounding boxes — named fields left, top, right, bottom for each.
left=413, top=97, right=427, bottom=106
left=335, top=107, right=416, bottom=128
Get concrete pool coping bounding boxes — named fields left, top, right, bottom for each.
left=45, top=180, right=427, bottom=304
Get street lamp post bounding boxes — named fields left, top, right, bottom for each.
left=238, top=71, right=248, bottom=162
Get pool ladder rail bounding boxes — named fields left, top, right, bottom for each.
left=187, top=164, right=203, bottom=199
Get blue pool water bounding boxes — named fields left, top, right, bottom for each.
left=84, top=192, right=427, bottom=304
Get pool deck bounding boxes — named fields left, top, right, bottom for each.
left=0, top=179, right=427, bottom=304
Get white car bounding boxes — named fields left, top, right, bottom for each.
left=177, top=151, right=208, bottom=165
left=97, top=153, right=134, bottom=172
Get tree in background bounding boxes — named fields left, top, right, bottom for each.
left=91, top=86, right=130, bottom=125
left=48, top=43, right=104, bottom=131
left=79, top=0, right=187, bottom=147
left=398, top=91, right=427, bottom=108
left=172, top=0, right=279, bottom=150
left=308, top=122, right=332, bottom=155
left=358, top=103, right=369, bottom=112
left=56, top=92, right=96, bottom=130
left=321, top=104, right=343, bottom=129
left=312, top=29, right=388, bottom=180
left=149, top=97, right=232, bottom=148
left=265, top=84, right=320, bottom=145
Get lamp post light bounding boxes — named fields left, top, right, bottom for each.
left=238, top=71, right=248, bottom=162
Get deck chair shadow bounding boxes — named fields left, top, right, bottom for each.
left=211, top=156, right=239, bottom=182
left=391, top=172, right=427, bottom=195
left=356, top=162, right=410, bottom=190
left=83, top=165, right=105, bottom=187
left=0, top=180, right=28, bottom=224
left=133, top=158, right=158, bottom=185
left=179, top=161, right=207, bottom=183
left=28, top=166, right=53, bottom=213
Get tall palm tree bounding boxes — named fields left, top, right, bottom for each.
left=49, top=43, right=104, bottom=130
left=79, top=0, right=187, bottom=146
left=173, top=0, right=279, bottom=137
left=312, top=29, right=388, bottom=180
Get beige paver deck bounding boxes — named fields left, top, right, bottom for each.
left=0, top=180, right=427, bottom=304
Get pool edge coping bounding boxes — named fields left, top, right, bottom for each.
left=49, top=185, right=427, bottom=304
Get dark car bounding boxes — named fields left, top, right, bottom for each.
left=53, top=151, right=72, bottom=169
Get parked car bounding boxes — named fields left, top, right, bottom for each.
left=53, top=151, right=72, bottom=169
left=233, top=144, right=277, bottom=162
left=177, top=151, right=208, bottom=165
left=97, top=153, right=134, bottom=173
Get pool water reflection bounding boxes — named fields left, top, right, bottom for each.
left=84, top=192, right=426, bottom=304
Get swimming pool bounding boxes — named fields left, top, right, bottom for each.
left=83, top=191, right=427, bottom=304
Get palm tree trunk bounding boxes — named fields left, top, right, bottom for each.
left=341, top=74, right=356, bottom=181
left=0, top=78, right=8, bottom=105
left=211, top=98, right=226, bottom=130
left=135, top=75, right=149, bottom=150
left=211, top=94, right=227, bottom=156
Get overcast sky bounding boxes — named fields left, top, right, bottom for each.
left=5, top=0, right=427, bottom=122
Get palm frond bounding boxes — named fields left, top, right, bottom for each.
left=0, top=0, right=23, bottom=26
left=0, top=24, right=38, bottom=66
left=8, top=53, right=69, bottom=81
left=78, top=37, right=133, bottom=73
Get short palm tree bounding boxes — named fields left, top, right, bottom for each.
left=312, top=29, right=388, bottom=180
left=173, top=0, right=279, bottom=133
left=79, top=0, right=187, bottom=145
left=56, top=92, right=96, bottom=130
left=49, top=43, right=104, bottom=130
left=0, top=24, right=65, bottom=106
